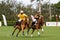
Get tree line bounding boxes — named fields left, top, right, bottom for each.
left=0, top=0, right=60, bottom=22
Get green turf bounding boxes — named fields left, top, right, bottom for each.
left=0, top=26, right=60, bottom=40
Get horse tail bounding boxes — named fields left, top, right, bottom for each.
left=14, top=21, right=19, bottom=28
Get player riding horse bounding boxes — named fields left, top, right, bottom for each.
left=12, top=10, right=29, bottom=37
left=12, top=17, right=29, bottom=37
left=27, top=14, right=44, bottom=37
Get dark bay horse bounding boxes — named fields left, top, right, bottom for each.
left=12, top=17, right=29, bottom=37
left=27, top=15, right=44, bottom=37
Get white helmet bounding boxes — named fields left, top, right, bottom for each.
left=20, top=10, right=24, bottom=13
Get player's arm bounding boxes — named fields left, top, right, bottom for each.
left=34, top=15, right=37, bottom=18
left=24, top=14, right=28, bottom=18
left=17, top=14, right=20, bottom=17
left=34, top=15, right=36, bottom=18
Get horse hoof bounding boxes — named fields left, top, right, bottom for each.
left=12, top=33, right=14, bottom=36
left=16, top=35, right=18, bottom=37
left=42, top=29, right=44, bottom=33
left=42, top=31, right=44, bottom=33
left=38, top=34, right=40, bottom=36
left=38, top=32, right=40, bottom=36
left=12, top=34, right=13, bottom=36
left=16, top=36, right=18, bottom=37
left=22, top=34, right=24, bottom=36
left=25, top=34, right=28, bottom=36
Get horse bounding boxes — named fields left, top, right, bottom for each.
left=27, top=15, right=44, bottom=37
left=12, top=17, right=29, bottom=37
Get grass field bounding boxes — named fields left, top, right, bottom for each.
left=0, top=26, right=60, bottom=40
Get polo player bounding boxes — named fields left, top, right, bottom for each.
left=15, top=10, right=28, bottom=26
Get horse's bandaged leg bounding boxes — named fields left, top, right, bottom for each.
left=42, top=28, right=44, bottom=32
left=38, top=32, right=40, bottom=36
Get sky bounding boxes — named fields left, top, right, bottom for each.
left=0, top=0, right=60, bottom=5
left=16, top=0, right=60, bottom=8
left=0, top=0, right=60, bottom=8
left=16, top=0, right=60, bottom=5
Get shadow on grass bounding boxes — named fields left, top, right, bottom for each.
left=16, top=35, right=51, bottom=38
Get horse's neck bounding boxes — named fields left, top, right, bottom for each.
left=21, top=21, right=25, bottom=25
left=39, top=16, right=42, bottom=19
left=37, top=19, right=41, bottom=23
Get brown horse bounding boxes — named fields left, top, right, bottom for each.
left=27, top=15, right=44, bottom=37
left=12, top=17, right=29, bottom=37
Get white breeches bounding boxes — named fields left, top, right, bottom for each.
left=18, top=19, right=21, bottom=22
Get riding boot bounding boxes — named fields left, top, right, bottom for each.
left=29, top=22, right=35, bottom=30
left=32, top=21, right=35, bottom=26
